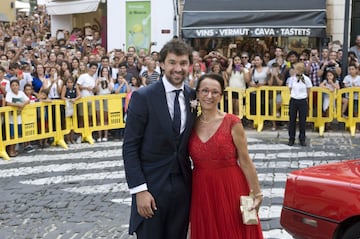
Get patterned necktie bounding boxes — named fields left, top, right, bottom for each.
left=172, top=89, right=181, bottom=134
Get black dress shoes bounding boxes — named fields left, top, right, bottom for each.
left=288, top=140, right=295, bottom=146
left=300, top=141, right=306, bottom=146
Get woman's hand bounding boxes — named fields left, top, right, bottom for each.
left=252, top=195, right=263, bottom=212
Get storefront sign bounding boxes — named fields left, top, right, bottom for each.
left=185, top=27, right=318, bottom=38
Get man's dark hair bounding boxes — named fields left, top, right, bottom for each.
left=101, top=56, right=109, bottom=61
left=159, top=39, right=192, bottom=63
left=287, top=50, right=299, bottom=58
left=57, top=52, right=65, bottom=57
left=10, top=79, right=19, bottom=85
left=88, top=61, right=98, bottom=68
left=7, top=49, right=16, bottom=55
left=9, top=62, right=19, bottom=70
left=119, top=62, right=127, bottom=68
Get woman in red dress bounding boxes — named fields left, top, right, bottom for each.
left=189, top=73, right=264, bottom=239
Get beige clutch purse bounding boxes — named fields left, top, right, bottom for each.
left=240, top=193, right=259, bottom=225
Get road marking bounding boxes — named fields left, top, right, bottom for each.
left=259, top=205, right=283, bottom=219
left=20, top=171, right=125, bottom=185
left=262, top=229, right=293, bottom=239
left=248, top=144, right=298, bottom=150
left=46, top=141, right=123, bottom=152
left=63, top=183, right=129, bottom=194
left=0, top=161, right=123, bottom=178
left=258, top=173, right=288, bottom=182
left=263, top=188, right=285, bottom=198
left=0, top=149, right=122, bottom=165
left=250, top=151, right=340, bottom=160
left=112, top=197, right=132, bottom=206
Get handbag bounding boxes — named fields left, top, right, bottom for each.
left=240, top=192, right=259, bottom=225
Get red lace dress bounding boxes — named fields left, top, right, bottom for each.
left=189, top=114, right=263, bottom=239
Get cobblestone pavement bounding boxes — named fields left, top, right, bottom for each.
left=1, top=129, right=360, bottom=239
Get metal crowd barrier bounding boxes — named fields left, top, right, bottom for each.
left=70, top=94, right=127, bottom=144
left=0, top=100, right=66, bottom=160
left=0, top=94, right=127, bottom=160
left=231, top=86, right=360, bottom=136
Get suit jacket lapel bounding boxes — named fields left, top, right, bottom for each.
left=152, top=80, right=175, bottom=137
left=182, top=85, right=196, bottom=137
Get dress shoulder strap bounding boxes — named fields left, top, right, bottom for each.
left=226, top=113, right=242, bottom=127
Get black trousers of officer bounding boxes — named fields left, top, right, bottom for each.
left=288, top=98, right=308, bottom=142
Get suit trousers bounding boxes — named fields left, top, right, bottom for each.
left=136, top=174, right=191, bottom=239
left=288, top=98, right=308, bottom=142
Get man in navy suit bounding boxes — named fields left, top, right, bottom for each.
left=123, top=39, right=196, bottom=239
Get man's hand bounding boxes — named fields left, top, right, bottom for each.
left=136, top=190, right=157, bottom=219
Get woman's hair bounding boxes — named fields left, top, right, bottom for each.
left=60, top=60, right=71, bottom=77
left=253, top=53, right=266, bottom=67
left=100, top=66, right=110, bottom=79
left=231, top=55, right=241, bottom=73
left=71, top=57, right=80, bottom=69
left=196, top=73, right=225, bottom=95
left=326, top=70, right=337, bottom=80
left=32, top=64, right=45, bottom=78
left=210, top=61, right=222, bottom=73
left=65, top=76, right=75, bottom=84
left=131, top=76, right=142, bottom=87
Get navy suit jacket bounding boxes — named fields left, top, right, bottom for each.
left=123, top=79, right=196, bottom=234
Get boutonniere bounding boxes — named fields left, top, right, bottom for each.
left=190, top=99, right=198, bottom=113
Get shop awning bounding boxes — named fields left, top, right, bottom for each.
left=181, top=0, right=327, bottom=38
left=15, top=1, right=30, bottom=9
left=46, top=0, right=100, bottom=15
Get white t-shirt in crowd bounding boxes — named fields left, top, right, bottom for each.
left=343, top=74, right=360, bottom=100
left=77, top=73, right=96, bottom=97
left=5, top=90, right=29, bottom=124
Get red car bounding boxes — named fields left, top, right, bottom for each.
left=281, top=159, right=360, bottom=239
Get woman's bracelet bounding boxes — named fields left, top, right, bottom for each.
left=254, top=192, right=264, bottom=198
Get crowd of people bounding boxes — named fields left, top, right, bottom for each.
left=1, top=8, right=360, bottom=155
